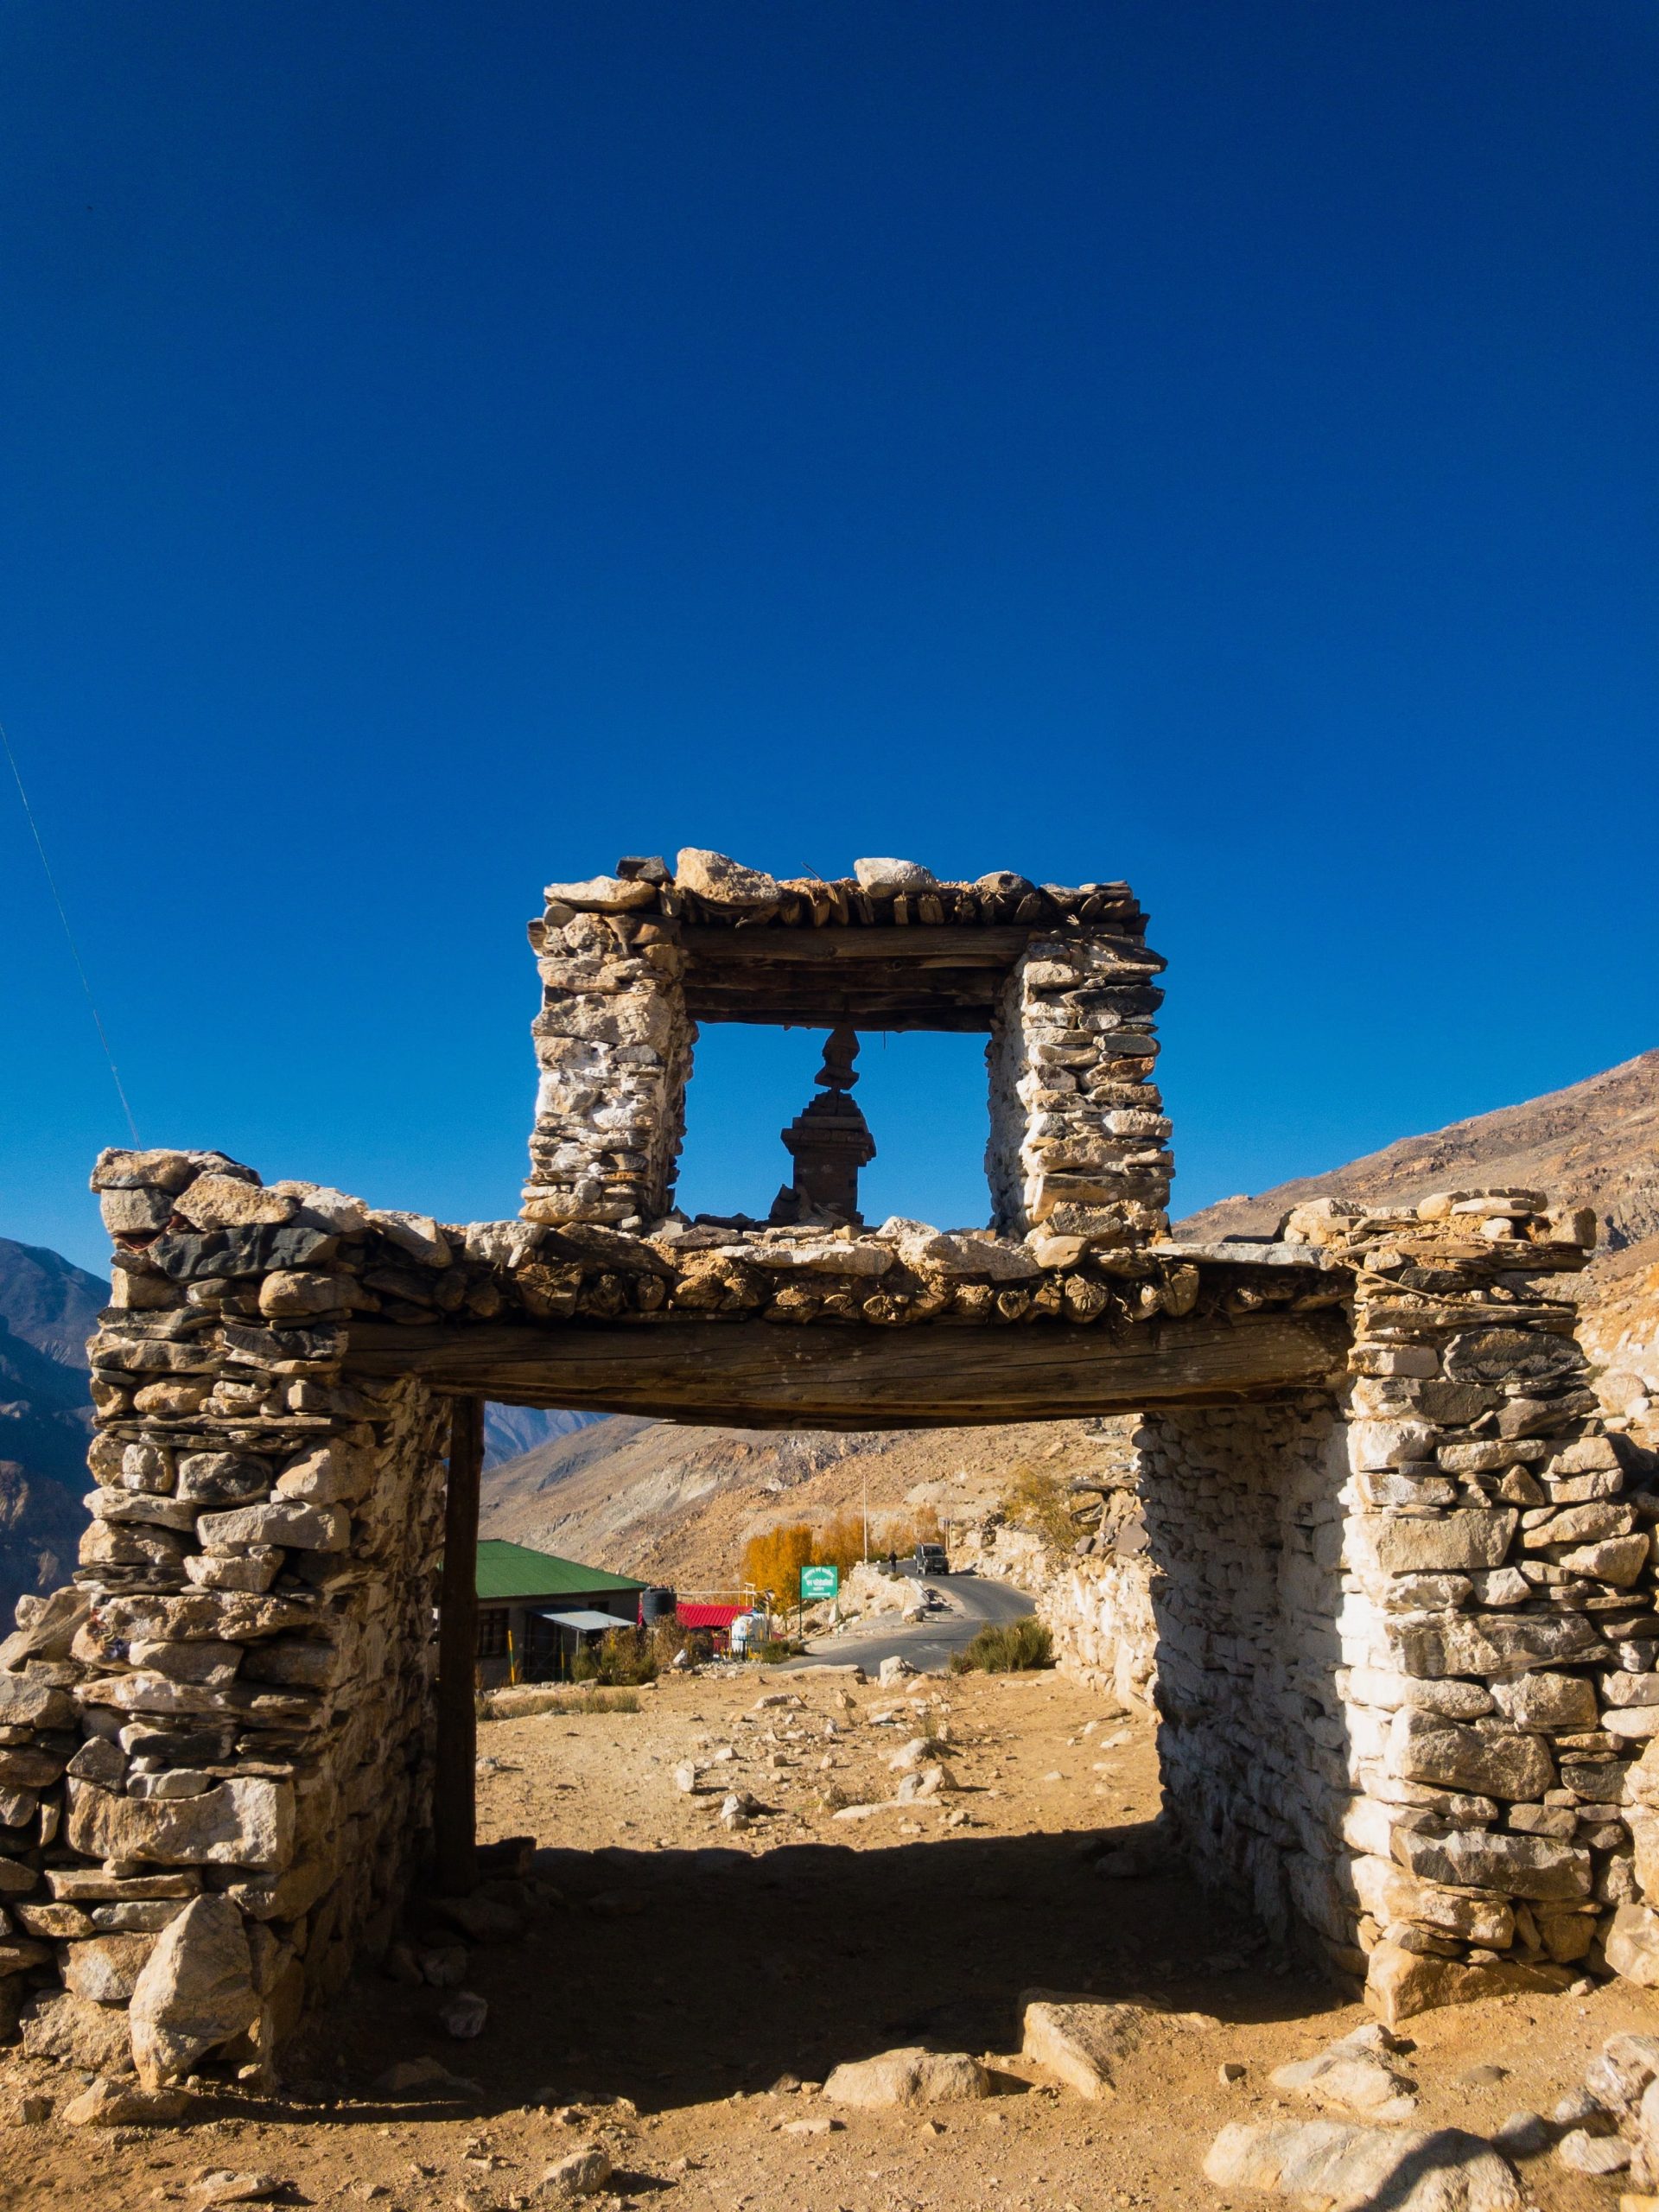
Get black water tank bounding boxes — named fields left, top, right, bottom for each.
left=640, top=1586, right=677, bottom=1624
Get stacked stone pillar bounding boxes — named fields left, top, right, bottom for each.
left=524, top=878, right=693, bottom=1229
left=984, top=931, right=1173, bottom=1251
left=1142, top=1189, right=1659, bottom=2021
left=0, top=1148, right=451, bottom=2081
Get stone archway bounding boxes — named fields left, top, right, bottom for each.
left=0, top=853, right=1646, bottom=2085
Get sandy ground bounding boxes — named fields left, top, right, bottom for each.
left=1, top=1667, right=1653, bottom=2210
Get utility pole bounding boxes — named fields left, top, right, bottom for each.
left=862, top=1468, right=869, bottom=1562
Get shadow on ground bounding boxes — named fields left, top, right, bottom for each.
left=287, top=1817, right=1342, bottom=2122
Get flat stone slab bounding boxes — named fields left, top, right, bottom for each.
left=1204, top=2120, right=1521, bottom=2211
left=1020, top=1992, right=1215, bottom=2100
left=823, top=2047, right=990, bottom=2107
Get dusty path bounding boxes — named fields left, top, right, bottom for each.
left=0, top=1669, right=1649, bottom=2212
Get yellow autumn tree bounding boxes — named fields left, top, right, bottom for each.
left=814, top=1510, right=869, bottom=1580
left=741, top=1504, right=946, bottom=1604
left=740, top=1522, right=816, bottom=1606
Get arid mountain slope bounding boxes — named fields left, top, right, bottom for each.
left=0, top=1237, right=106, bottom=1367
left=482, top=1404, right=601, bottom=1470
left=1177, top=1049, right=1659, bottom=1251
left=478, top=1411, right=1106, bottom=1591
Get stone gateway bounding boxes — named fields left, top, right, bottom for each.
left=0, top=849, right=1649, bottom=2081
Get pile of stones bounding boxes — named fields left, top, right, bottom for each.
left=1545, top=2026, right=1659, bottom=2186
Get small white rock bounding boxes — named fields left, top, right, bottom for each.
left=1557, top=2128, right=1631, bottom=2175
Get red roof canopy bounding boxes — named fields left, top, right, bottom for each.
left=674, top=1602, right=746, bottom=1630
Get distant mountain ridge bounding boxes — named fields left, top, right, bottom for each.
left=0, top=1237, right=106, bottom=1367
left=1177, top=1050, right=1659, bottom=1253
left=0, top=1238, right=107, bottom=1624
left=482, top=1404, right=603, bottom=1469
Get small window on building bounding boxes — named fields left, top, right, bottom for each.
left=476, top=1611, right=507, bottom=1659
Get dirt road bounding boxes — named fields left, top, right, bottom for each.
left=0, top=1668, right=1645, bottom=2212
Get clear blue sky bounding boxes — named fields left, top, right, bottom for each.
left=3, top=3, right=1655, bottom=1275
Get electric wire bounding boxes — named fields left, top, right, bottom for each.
left=1, top=717, right=141, bottom=1145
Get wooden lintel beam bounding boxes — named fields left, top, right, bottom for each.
left=684, top=1003, right=996, bottom=1033
left=682, top=926, right=1039, bottom=966
left=343, top=1311, right=1348, bottom=1430
left=684, top=974, right=1004, bottom=997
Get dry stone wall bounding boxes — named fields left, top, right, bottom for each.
left=983, top=934, right=1173, bottom=1249
left=1140, top=1400, right=1354, bottom=1953
left=0, top=1147, right=449, bottom=2083
left=1141, top=1190, right=1659, bottom=2023
left=955, top=1514, right=1160, bottom=1715
left=0, top=1128, right=1240, bottom=2087
left=3, top=1146, right=1646, bottom=2068
left=522, top=849, right=1170, bottom=1259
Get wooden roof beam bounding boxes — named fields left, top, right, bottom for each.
left=341, top=1309, right=1348, bottom=1430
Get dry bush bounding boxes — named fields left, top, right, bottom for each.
left=950, top=1615, right=1054, bottom=1674
left=571, top=1624, right=658, bottom=1685
left=480, top=1684, right=641, bottom=1719
left=658, top=1620, right=715, bottom=1666
left=999, top=1459, right=1076, bottom=1549
left=566, top=1685, right=643, bottom=1713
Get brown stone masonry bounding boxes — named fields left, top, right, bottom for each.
left=523, top=849, right=1170, bottom=1251
left=0, top=852, right=1649, bottom=2088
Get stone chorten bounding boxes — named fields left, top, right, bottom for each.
left=769, top=1023, right=876, bottom=1226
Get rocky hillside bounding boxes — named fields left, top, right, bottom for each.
left=477, top=1409, right=1109, bottom=1591
left=1178, top=1049, right=1659, bottom=1252
left=482, top=1404, right=601, bottom=1470
left=0, top=1238, right=106, bottom=1623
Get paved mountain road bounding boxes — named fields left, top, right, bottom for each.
left=790, top=1568, right=1036, bottom=1675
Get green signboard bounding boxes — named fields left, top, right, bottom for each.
left=800, top=1563, right=840, bottom=1602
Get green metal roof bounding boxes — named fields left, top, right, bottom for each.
left=473, top=1539, right=648, bottom=1602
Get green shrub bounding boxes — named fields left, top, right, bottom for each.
left=949, top=1616, right=1053, bottom=1674
left=752, top=1638, right=801, bottom=1663
left=571, top=1625, right=658, bottom=1686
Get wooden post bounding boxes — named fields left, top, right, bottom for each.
left=434, top=1393, right=484, bottom=1896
